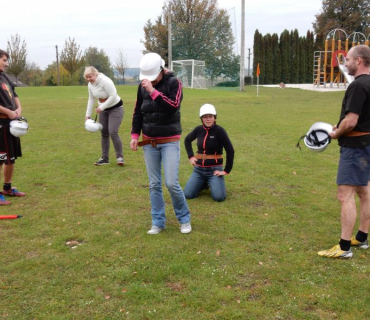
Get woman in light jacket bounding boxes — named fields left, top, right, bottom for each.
left=84, top=66, right=124, bottom=166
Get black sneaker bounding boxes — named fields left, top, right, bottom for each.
left=94, top=158, right=109, bottom=166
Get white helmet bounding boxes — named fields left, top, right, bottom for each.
left=85, top=119, right=103, bottom=133
left=299, top=122, right=333, bottom=152
left=199, top=104, right=217, bottom=117
left=9, top=117, right=29, bottom=137
left=139, top=53, right=163, bottom=81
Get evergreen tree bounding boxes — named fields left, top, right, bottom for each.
left=263, top=34, right=273, bottom=84
left=271, top=33, right=281, bottom=84
left=253, top=30, right=262, bottom=84
left=259, top=36, right=266, bottom=85
left=280, top=30, right=290, bottom=83
left=299, top=37, right=307, bottom=83
left=289, top=29, right=300, bottom=84
left=306, top=31, right=315, bottom=83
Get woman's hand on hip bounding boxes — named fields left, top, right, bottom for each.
left=213, top=170, right=226, bottom=176
left=189, top=157, right=197, bottom=166
left=130, top=139, right=138, bottom=151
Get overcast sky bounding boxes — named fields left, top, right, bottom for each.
left=0, top=0, right=323, bottom=70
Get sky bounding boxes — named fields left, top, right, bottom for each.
left=0, top=0, right=323, bottom=70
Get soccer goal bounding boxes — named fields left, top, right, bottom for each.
left=171, top=60, right=206, bottom=89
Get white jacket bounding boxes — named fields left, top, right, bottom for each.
left=85, top=73, right=121, bottom=117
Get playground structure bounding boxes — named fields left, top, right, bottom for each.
left=313, top=29, right=370, bottom=88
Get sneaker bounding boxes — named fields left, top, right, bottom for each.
left=318, top=244, right=353, bottom=259
left=351, top=236, right=369, bottom=249
left=117, top=157, right=124, bottom=166
left=147, top=226, right=164, bottom=235
left=94, top=158, right=109, bottom=166
left=0, top=193, right=11, bottom=205
left=180, top=222, right=192, bottom=234
left=2, top=188, right=26, bottom=197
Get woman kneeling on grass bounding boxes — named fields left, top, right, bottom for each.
left=84, top=66, right=124, bottom=166
left=184, top=104, right=234, bottom=202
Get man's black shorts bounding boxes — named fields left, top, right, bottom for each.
left=0, top=122, right=22, bottom=165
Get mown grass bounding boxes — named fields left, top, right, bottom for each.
left=1, top=85, right=370, bottom=319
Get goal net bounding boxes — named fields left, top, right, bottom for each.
left=171, top=60, right=206, bottom=89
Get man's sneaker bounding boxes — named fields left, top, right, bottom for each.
left=94, top=158, right=109, bottom=166
left=0, top=193, right=11, bottom=205
left=147, top=226, right=164, bottom=235
left=180, top=222, right=192, bottom=234
left=351, top=236, right=369, bottom=249
left=117, top=157, right=124, bottom=166
left=2, top=188, right=26, bottom=197
left=318, top=244, right=353, bottom=259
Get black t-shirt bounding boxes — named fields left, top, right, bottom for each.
left=0, top=73, right=18, bottom=112
left=338, top=74, right=370, bottom=148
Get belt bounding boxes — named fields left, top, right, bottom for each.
left=195, top=154, right=223, bottom=160
left=0, top=114, right=8, bottom=119
left=138, top=137, right=180, bottom=147
left=99, top=98, right=108, bottom=103
left=344, top=131, right=370, bottom=137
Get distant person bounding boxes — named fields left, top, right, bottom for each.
left=184, top=104, right=234, bottom=202
left=318, top=45, right=370, bottom=259
left=0, top=49, right=26, bottom=205
left=130, top=53, right=191, bottom=235
left=84, top=66, right=124, bottom=166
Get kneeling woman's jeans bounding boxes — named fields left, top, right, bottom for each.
left=184, top=166, right=226, bottom=202
left=143, top=141, right=191, bottom=229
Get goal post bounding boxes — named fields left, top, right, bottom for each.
left=171, top=60, right=206, bottom=89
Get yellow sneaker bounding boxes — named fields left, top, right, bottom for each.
left=318, top=244, right=353, bottom=258
left=351, top=236, right=369, bottom=249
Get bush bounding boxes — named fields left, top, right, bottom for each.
left=244, top=76, right=252, bottom=85
left=216, top=81, right=239, bottom=87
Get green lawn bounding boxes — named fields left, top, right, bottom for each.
left=1, top=85, right=369, bottom=319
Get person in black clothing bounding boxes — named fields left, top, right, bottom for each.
left=130, top=53, right=191, bottom=235
left=318, top=45, right=370, bottom=259
left=184, top=104, right=234, bottom=202
left=0, top=49, right=26, bottom=205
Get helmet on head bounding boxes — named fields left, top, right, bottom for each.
left=139, top=53, right=163, bottom=81
left=199, top=104, right=217, bottom=117
left=85, top=119, right=103, bottom=133
left=9, top=117, right=29, bottom=137
left=302, top=122, right=332, bottom=152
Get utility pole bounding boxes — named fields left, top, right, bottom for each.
left=56, top=45, right=60, bottom=86
left=168, top=4, right=172, bottom=70
left=247, top=48, right=252, bottom=77
left=240, top=0, right=245, bottom=92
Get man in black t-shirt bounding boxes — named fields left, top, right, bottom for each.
left=0, top=49, right=26, bottom=205
left=318, top=45, right=370, bottom=259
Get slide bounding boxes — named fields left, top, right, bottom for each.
left=337, top=57, right=354, bottom=84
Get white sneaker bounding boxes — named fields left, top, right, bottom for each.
left=117, top=157, right=124, bottom=166
left=147, top=226, right=164, bottom=235
left=180, top=222, right=192, bottom=234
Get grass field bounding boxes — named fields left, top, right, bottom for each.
left=1, top=85, right=370, bottom=319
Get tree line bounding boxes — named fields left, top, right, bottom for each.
left=253, top=29, right=318, bottom=85
left=5, top=35, right=130, bottom=86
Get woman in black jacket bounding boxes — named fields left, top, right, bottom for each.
left=130, top=53, right=191, bottom=235
left=184, top=104, right=234, bottom=202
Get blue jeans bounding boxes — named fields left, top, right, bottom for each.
left=143, top=141, right=190, bottom=228
left=184, top=166, right=226, bottom=202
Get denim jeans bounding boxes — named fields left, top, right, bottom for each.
left=99, top=106, right=124, bottom=160
left=143, top=141, right=191, bottom=228
left=184, top=166, right=226, bottom=202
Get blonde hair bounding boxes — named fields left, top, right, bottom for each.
left=84, top=66, right=99, bottom=78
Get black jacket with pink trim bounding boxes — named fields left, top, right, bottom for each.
left=131, top=72, right=183, bottom=138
